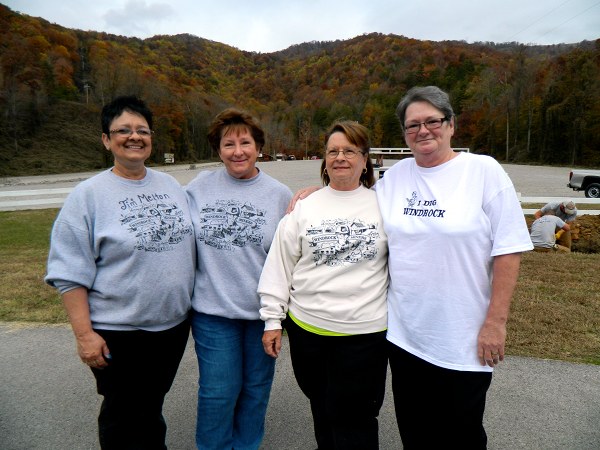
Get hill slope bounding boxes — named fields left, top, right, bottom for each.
left=1, top=4, right=599, bottom=176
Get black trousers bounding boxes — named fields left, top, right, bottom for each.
left=284, top=318, right=388, bottom=450
left=91, top=319, right=190, bottom=450
left=388, top=343, right=492, bottom=450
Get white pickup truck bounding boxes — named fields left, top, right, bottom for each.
left=567, top=169, right=600, bottom=198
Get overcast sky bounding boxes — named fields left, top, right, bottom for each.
left=3, top=0, right=600, bottom=52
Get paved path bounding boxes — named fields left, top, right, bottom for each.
left=1, top=323, right=599, bottom=450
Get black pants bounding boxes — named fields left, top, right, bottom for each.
left=284, top=318, right=388, bottom=450
left=91, top=319, right=190, bottom=450
left=388, top=343, right=492, bottom=450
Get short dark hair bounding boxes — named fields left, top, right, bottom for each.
left=101, top=96, right=153, bottom=135
left=207, top=108, right=265, bottom=153
left=396, top=86, right=455, bottom=131
left=320, top=120, right=375, bottom=189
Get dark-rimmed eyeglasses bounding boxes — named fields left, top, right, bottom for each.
left=109, top=127, right=154, bottom=137
left=325, top=148, right=363, bottom=159
left=404, top=118, right=448, bottom=135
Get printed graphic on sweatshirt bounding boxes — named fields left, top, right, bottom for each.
left=118, top=194, right=193, bottom=252
left=307, top=219, right=380, bottom=266
left=195, top=200, right=266, bottom=250
left=403, top=191, right=446, bottom=218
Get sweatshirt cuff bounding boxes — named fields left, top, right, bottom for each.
left=264, top=319, right=283, bottom=331
left=53, top=281, right=85, bottom=295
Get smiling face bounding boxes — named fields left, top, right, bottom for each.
left=404, top=101, right=455, bottom=167
left=101, top=111, right=152, bottom=174
left=325, top=131, right=367, bottom=191
left=218, top=126, right=259, bottom=179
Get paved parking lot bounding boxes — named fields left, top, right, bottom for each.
left=0, top=159, right=591, bottom=212
left=1, top=323, right=599, bottom=450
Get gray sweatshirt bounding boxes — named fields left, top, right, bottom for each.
left=45, top=168, right=196, bottom=331
left=185, top=168, right=292, bottom=320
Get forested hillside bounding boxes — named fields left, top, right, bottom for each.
left=1, top=3, right=599, bottom=176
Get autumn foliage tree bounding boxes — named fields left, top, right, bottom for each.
left=0, top=3, right=599, bottom=175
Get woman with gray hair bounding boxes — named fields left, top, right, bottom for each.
left=377, top=85, right=533, bottom=448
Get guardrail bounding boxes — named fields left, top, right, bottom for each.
left=518, top=195, right=600, bottom=215
left=0, top=188, right=72, bottom=211
left=370, top=147, right=469, bottom=154
left=1, top=189, right=599, bottom=214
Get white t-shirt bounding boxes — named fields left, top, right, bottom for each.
left=375, top=152, right=533, bottom=371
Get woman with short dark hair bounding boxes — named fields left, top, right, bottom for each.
left=46, top=95, right=195, bottom=449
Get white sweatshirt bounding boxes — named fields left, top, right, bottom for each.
left=258, top=186, right=388, bottom=335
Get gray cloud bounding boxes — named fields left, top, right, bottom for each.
left=102, top=0, right=175, bottom=36
left=3, top=0, right=599, bottom=52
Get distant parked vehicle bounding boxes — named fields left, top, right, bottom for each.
left=568, top=169, right=600, bottom=198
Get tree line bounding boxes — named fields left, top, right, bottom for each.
left=1, top=4, right=599, bottom=176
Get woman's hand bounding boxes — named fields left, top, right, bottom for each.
left=286, top=186, right=321, bottom=214
left=262, top=329, right=283, bottom=358
left=76, top=330, right=111, bottom=369
left=478, top=253, right=520, bottom=367
left=477, top=320, right=506, bottom=367
left=62, top=287, right=111, bottom=369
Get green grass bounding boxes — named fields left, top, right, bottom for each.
left=1, top=209, right=599, bottom=365
left=0, top=209, right=66, bottom=322
left=509, top=251, right=600, bottom=365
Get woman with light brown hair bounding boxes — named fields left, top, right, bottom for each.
left=259, top=120, right=388, bottom=449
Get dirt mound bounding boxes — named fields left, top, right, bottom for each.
left=570, top=215, right=600, bottom=253
left=526, top=214, right=600, bottom=253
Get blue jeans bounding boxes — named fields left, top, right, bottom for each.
left=191, top=311, right=275, bottom=450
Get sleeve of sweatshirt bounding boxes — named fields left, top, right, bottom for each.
left=45, top=201, right=97, bottom=293
left=258, top=211, right=302, bottom=330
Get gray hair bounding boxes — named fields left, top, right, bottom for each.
left=396, top=86, right=455, bottom=130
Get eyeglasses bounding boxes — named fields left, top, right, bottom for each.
left=109, top=127, right=154, bottom=137
left=404, top=118, right=448, bottom=135
left=325, top=148, right=363, bottom=159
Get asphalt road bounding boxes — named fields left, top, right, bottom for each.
left=1, top=160, right=599, bottom=449
left=0, top=160, right=592, bottom=211
left=1, top=323, right=599, bottom=450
